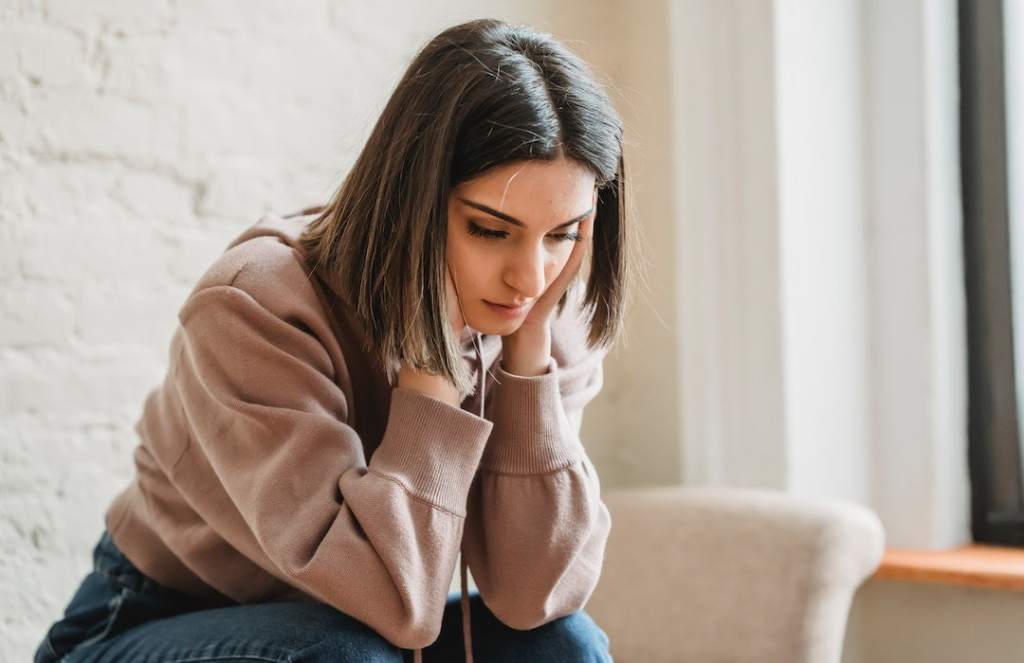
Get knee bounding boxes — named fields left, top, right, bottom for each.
left=285, top=604, right=405, bottom=663
left=293, top=631, right=403, bottom=663
left=516, top=611, right=612, bottom=662
left=550, top=611, right=612, bottom=661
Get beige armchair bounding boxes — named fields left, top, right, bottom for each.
left=585, top=486, right=884, bottom=663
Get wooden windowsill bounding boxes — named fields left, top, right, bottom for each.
left=874, top=544, right=1024, bottom=591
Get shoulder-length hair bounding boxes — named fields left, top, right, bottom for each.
left=298, top=17, right=635, bottom=396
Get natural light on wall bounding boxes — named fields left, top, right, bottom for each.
left=1006, top=0, right=1024, bottom=494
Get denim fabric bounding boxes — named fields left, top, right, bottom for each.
left=34, top=530, right=613, bottom=662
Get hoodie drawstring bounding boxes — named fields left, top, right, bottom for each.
left=413, top=330, right=484, bottom=663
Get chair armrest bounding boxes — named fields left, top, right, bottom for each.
left=585, top=485, right=884, bottom=663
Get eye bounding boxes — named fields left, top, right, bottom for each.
left=548, top=231, right=584, bottom=243
left=466, top=220, right=507, bottom=240
left=467, top=220, right=583, bottom=243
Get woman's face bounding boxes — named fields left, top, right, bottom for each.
left=446, top=156, right=598, bottom=336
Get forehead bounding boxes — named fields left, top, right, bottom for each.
left=454, top=158, right=596, bottom=225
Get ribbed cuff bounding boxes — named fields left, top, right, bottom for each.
left=480, top=356, right=583, bottom=474
left=369, top=387, right=493, bottom=516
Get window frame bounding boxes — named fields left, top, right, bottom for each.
left=961, top=0, right=1024, bottom=546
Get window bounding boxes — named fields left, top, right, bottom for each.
left=962, top=0, right=1024, bottom=546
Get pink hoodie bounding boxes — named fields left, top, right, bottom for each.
left=103, top=210, right=612, bottom=661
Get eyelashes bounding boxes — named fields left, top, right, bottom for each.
left=465, top=222, right=508, bottom=240
left=466, top=220, right=583, bottom=243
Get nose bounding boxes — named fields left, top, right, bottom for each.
left=502, top=242, right=547, bottom=301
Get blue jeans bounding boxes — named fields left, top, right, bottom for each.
left=34, top=530, right=613, bottom=662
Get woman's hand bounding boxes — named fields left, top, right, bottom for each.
left=501, top=214, right=594, bottom=375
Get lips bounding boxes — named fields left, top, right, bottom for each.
left=484, top=300, right=530, bottom=317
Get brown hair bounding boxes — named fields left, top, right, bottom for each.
left=298, top=18, right=636, bottom=396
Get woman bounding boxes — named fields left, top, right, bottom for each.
left=35, top=16, right=633, bottom=663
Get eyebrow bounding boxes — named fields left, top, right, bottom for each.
left=457, top=197, right=593, bottom=230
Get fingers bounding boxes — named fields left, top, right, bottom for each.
left=549, top=215, right=593, bottom=296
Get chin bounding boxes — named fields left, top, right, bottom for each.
left=474, top=320, right=520, bottom=336
left=469, top=308, right=522, bottom=336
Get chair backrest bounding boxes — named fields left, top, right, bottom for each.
left=583, top=485, right=884, bottom=663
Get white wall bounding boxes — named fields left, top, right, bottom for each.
left=863, top=0, right=970, bottom=551
left=667, top=0, right=968, bottom=544
left=775, top=0, right=873, bottom=504
left=844, top=579, right=1024, bottom=663
left=586, top=0, right=683, bottom=488
left=669, top=0, right=790, bottom=490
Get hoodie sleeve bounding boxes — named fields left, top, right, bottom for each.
left=173, top=280, right=492, bottom=649
left=460, top=326, right=612, bottom=631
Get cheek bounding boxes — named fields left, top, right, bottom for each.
left=447, top=239, right=491, bottom=290
left=547, top=249, right=571, bottom=278
left=544, top=259, right=560, bottom=283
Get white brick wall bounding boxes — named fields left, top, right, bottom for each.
left=0, top=1, right=609, bottom=657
